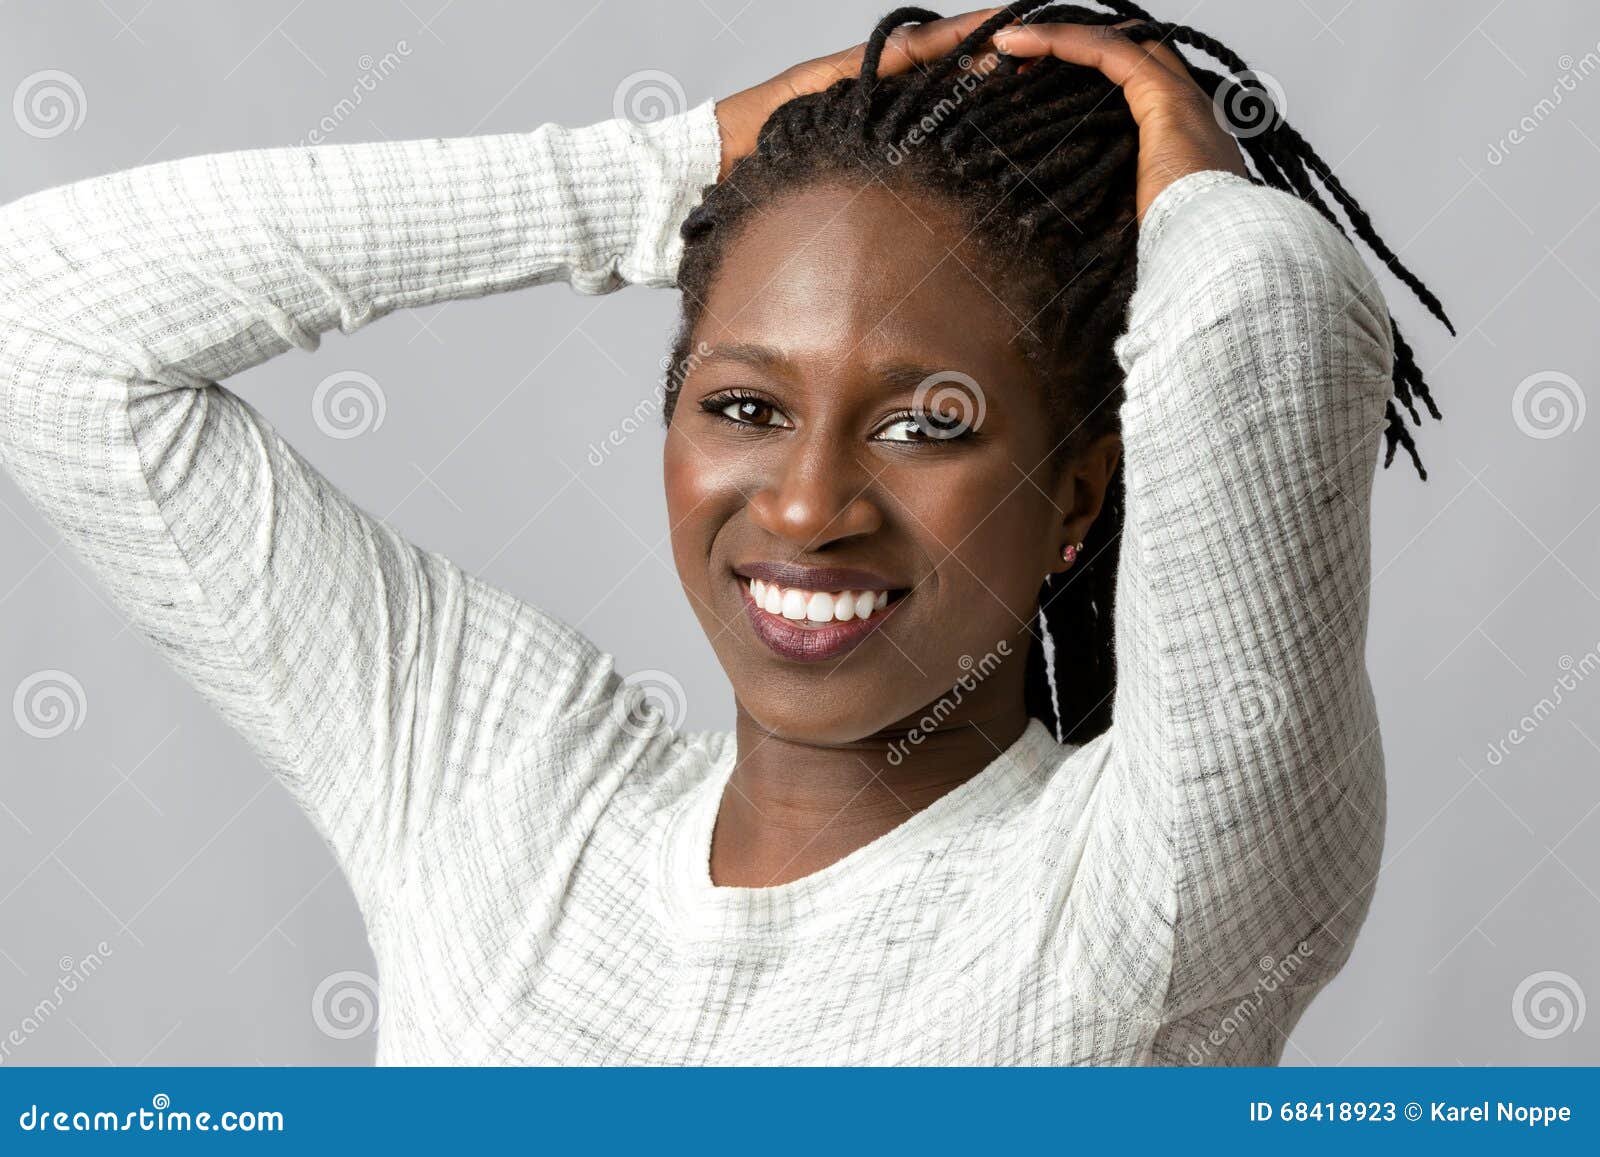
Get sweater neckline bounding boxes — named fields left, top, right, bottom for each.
left=660, top=717, right=1060, bottom=939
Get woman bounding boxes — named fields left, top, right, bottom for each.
left=0, top=2, right=1449, bottom=1064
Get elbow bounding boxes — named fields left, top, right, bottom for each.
left=1143, top=180, right=1398, bottom=388
left=0, top=197, right=56, bottom=346
left=1117, top=174, right=1403, bottom=403
left=1245, top=191, right=1397, bottom=385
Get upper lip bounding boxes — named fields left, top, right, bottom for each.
left=732, top=561, right=903, bottom=592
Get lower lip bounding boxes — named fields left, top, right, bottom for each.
left=738, top=580, right=904, bottom=663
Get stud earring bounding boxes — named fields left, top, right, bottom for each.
left=1061, top=541, right=1083, bottom=566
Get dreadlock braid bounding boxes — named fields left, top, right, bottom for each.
left=664, top=0, right=1450, bottom=744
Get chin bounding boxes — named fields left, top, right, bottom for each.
left=733, top=694, right=907, bottom=750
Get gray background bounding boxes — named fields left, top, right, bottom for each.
left=1, top=0, right=1596, bottom=1065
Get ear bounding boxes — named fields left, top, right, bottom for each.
left=1046, top=431, right=1122, bottom=575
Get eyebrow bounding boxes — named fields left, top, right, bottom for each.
left=699, top=343, right=958, bottom=397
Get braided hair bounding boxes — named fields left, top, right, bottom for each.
left=663, top=0, right=1451, bottom=745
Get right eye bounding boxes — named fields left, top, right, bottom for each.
left=702, top=391, right=792, bottom=428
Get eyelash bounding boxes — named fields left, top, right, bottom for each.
left=698, top=389, right=978, bottom=443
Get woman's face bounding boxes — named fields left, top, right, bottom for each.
left=665, top=181, right=1117, bottom=746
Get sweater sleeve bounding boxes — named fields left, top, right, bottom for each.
left=0, top=101, right=723, bottom=913
left=1098, top=170, right=1393, bottom=1021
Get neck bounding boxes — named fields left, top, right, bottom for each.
left=711, top=690, right=1032, bottom=888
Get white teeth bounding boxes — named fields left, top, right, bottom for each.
left=745, top=577, right=897, bottom=625
left=806, top=592, right=835, bottom=621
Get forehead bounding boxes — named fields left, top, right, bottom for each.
left=692, top=181, right=1031, bottom=377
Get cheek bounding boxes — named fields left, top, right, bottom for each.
left=903, top=471, right=1049, bottom=621
left=663, top=428, right=747, bottom=589
left=661, top=431, right=705, bottom=525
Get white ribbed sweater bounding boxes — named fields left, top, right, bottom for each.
left=0, top=98, right=1392, bottom=1065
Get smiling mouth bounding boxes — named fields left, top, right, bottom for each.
left=735, top=574, right=909, bottom=662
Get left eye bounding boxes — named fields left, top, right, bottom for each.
left=874, top=412, right=971, bottom=442
left=720, top=398, right=789, bottom=427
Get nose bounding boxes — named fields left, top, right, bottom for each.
left=747, top=429, right=884, bottom=548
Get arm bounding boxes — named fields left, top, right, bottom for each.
left=0, top=104, right=722, bottom=913
left=996, top=20, right=1395, bottom=1055
left=1111, top=169, right=1392, bottom=1024
left=0, top=9, right=1006, bottom=919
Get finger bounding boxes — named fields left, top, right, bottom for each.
left=797, top=9, right=1003, bottom=94
left=991, top=22, right=1195, bottom=119
left=991, top=22, right=1183, bottom=82
left=889, top=7, right=998, bottom=69
left=1098, top=17, right=1193, bottom=80
left=878, top=8, right=1003, bottom=75
left=1138, top=38, right=1193, bottom=80
left=1096, top=19, right=1195, bottom=84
